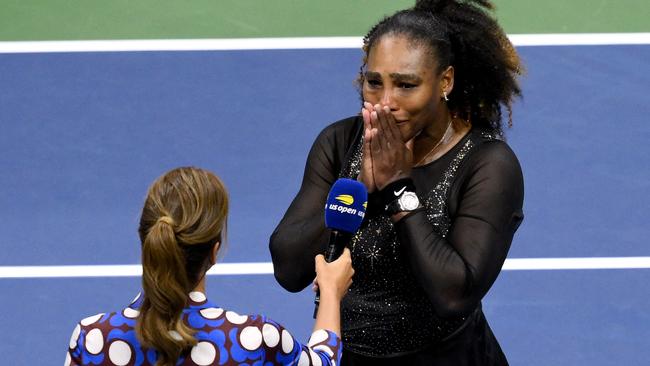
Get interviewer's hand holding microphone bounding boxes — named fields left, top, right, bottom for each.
left=312, top=248, right=354, bottom=336
left=311, top=178, right=367, bottom=335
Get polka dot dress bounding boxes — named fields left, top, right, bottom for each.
left=66, top=292, right=341, bottom=365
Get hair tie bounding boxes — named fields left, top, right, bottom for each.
left=157, top=216, right=175, bottom=226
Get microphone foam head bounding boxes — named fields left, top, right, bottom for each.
left=324, top=178, right=368, bottom=233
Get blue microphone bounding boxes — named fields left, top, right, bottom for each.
left=323, top=178, right=367, bottom=260
left=314, top=178, right=367, bottom=317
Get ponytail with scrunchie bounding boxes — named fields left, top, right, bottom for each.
left=135, top=167, right=228, bottom=366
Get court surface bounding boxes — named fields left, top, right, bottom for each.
left=1, top=2, right=649, bottom=365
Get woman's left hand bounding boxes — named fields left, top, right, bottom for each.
left=368, top=104, right=414, bottom=190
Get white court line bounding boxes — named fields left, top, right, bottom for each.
left=0, top=257, right=649, bottom=278
left=507, top=33, right=650, bottom=46
left=0, top=33, right=649, bottom=53
left=501, top=257, right=650, bottom=270
left=0, top=262, right=274, bottom=278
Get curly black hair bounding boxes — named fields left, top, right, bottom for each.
left=358, top=0, right=523, bottom=135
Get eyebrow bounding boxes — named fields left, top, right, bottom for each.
left=364, top=71, right=422, bottom=83
left=389, top=73, right=422, bottom=83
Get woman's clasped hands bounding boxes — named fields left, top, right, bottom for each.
left=358, top=102, right=414, bottom=193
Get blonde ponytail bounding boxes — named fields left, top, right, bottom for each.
left=136, top=167, right=228, bottom=366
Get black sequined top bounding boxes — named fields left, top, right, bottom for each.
left=270, top=116, right=524, bottom=360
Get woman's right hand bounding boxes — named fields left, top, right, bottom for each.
left=314, top=248, right=354, bottom=301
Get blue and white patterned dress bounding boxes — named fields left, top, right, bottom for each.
left=66, top=291, right=341, bottom=366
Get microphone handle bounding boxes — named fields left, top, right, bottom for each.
left=325, top=230, right=350, bottom=262
left=314, top=230, right=351, bottom=318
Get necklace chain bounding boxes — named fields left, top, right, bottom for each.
left=415, top=119, right=453, bottom=166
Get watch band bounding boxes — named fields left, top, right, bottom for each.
left=385, top=191, right=421, bottom=215
left=380, top=178, right=421, bottom=215
left=379, top=178, right=416, bottom=205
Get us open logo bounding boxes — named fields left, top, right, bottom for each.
left=335, top=194, right=354, bottom=205
left=326, top=194, right=366, bottom=218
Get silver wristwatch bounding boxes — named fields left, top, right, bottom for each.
left=385, top=190, right=421, bottom=215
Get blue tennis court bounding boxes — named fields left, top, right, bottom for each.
left=1, top=42, right=649, bottom=365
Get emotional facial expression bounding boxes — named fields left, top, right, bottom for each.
left=362, top=34, right=449, bottom=141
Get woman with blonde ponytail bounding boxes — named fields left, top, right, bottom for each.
left=271, top=0, right=524, bottom=364
left=67, top=167, right=354, bottom=365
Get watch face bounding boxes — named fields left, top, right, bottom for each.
left=399, top=192, right=420, bottom=210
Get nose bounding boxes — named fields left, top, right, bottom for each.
left=381, top=89, right=398, bottom=111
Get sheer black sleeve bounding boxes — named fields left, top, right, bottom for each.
left=395, top=140, right=524, bottom=318
left=269, top=117, right=360, bottom=292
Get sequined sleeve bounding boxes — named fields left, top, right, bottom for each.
left=395, top=140, right=524, bottom=318
left=269, top=117, right=362, bottom=292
